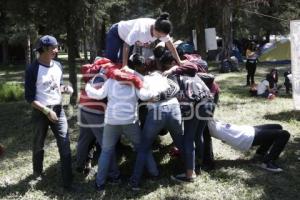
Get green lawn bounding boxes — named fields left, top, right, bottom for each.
left=0, top=63, right=299, bottom=200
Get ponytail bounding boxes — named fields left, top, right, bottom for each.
left=158, top=12, right=169, bottom=20
left=154, top=12, right=172, bottom=34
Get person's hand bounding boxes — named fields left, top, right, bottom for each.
left=162, top=68, right=173, bottom=76
left=42, top=107, right=58, bottom=123
left=162, top=65, right=178, bottom=76
left=178, top=59, right=186, bottom=66
left=121, top=65, right=134, bottom=73
left=47, top=110, right=59, bottom=123
left=61, top=85, right=74, bottom=94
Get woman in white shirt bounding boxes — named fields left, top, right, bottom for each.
left=105, top=12, right=183, bottom=67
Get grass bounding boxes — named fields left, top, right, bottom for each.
left=0, top=62, right=299, bottom=200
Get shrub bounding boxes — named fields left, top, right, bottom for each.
left=0, top=82, right=24, bottom=102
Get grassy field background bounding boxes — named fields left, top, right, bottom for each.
left=0, top=61, right=299, bottom=200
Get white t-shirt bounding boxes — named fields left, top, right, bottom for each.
left=35, top=61, right=62, bottom=106
left=118, top=18, right=171, bottom=46
left=257, top=80, right=269, bottom=95
left=207, top=120, right=255, bottom=151
left=85, top=78, right=160, bottom=125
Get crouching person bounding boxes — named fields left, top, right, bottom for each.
left=207, top=119, right=290, bottom=172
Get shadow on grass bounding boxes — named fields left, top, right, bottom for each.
left=264, top=110, right=300, bottom=122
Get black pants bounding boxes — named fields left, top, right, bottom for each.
left=252, top=124, right=290, bottom=162
left=246, top=61, right=257, bottom=85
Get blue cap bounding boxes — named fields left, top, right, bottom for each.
left=34, top=35, right=58, bottom=51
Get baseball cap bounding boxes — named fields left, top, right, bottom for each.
left=34, top=35, right=58, bottom=51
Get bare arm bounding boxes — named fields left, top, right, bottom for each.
left=166, top=41, right=183, bottom=66
left=85, top=80, right=109, bottom=100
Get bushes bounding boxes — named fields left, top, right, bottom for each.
left=0, top=82, right=24, bottom=102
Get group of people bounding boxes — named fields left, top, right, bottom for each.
left=24, top=13, right=291, bottom=195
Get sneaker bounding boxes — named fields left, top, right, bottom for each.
left=33, top=172, right=46, bottom=181
left=171, top=173, right=196, bottom=183
left=95, top=183, right=105, bottom=196
left=107, top=176, right=121, bottom=185
left=257, top=161, right=283, bottom=172
left=128, top=181, right=141, bottom=191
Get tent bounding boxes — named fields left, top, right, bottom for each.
left=259, top=40, right=291, bottom=63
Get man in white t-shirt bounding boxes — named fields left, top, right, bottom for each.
left=207, top=119, right=290, bottom=172
left=25, top=35, right=76, bottom=192
left=105, top=12, right=183, bottom=68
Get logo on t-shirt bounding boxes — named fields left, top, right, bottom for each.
left=44, top=75, right=59, bottom=93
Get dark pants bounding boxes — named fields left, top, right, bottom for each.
left=246, top=61, right=257, bottom=85
left=105, top=23, right=123, bottom=63
left=32, top=106, right=72, bottom=187
left=184, top=99, right=215, bottom=171
left=252, top=124, right=290, bottom=162
left=76, top=108, right=103, bottom=170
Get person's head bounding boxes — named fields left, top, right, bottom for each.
left=249, top=41, right=256, bottom=51
left=266, top=74, right=273, bottom=82
left=129, top=53, right=146, bottom=74
left=153, top=45, right=166, bottom=59
left=34, top=35, right=58, bottom=59
left=159, top=50, right=175, bottom=71
left=153, top=12, right=172, bottom=39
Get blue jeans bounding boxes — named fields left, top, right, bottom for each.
left=76, top=108, right=103, bottom=169
left=96, top=122, right=157, bottom=187
left=131, top=104, right=183, bottom=185
left=184, top=100, right=215, bottom=171
left=105, top=23, right=123, bottom=63
left=32, top=105, right=72, bottom=187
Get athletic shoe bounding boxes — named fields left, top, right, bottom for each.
left=257, top=161, right=283, bottom=172
left=128, top=181, right=141, bottom=191
left=171, top=173, right=196, bottom=183
left=95, top=183, right=105, bottom=197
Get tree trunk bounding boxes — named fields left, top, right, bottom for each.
left=95, top=18, right=106, bottom=57
left=25, top=34, right=31, bottom=65
left=83, top=36, right=88, bottom=62
left=1, top=39, right=8, bottom=65
left=89, top=7, right=97, bottom=62
left=222, top=0, right=233, bottom=59
left=196, top=16, right=207, bottom=58
left=66, top=15, right=78, bottom=105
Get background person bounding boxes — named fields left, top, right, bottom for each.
left=245, top=42, right=258, bottom=86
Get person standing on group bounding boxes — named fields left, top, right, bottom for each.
left=245, top=42, right=259, bottom=86
left=105, top=12, right=183, bottom=67
left=25, top=35, right=76, bottom=191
